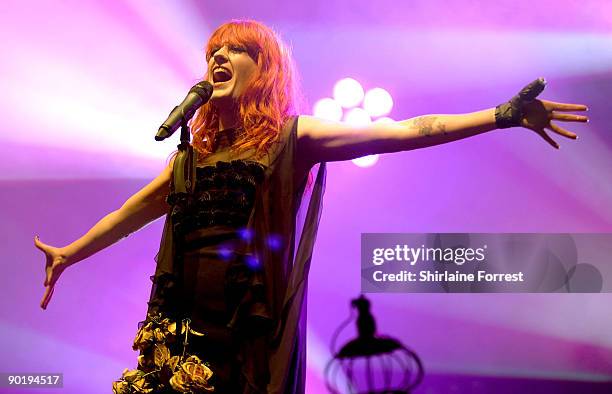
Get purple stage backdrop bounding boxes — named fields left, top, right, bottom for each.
left=1, top=0, right=611, bottom=393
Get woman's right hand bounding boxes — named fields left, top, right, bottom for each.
left=34, top=236, right=70, bottom=310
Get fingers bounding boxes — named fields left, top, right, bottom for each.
left=536, top=129, right=560, bottom=149
left=40, top=285, right=54, bottom=310
left=542, top=100, right=588, bottom=112
left=517, top=77, right=547, bottom=102
left=548, top=122, right=577, bottom=139
left=34, top=236, right=45, bottom=251
left=550, top=113, right=588, bottom=123
left=45, top=265, right=60, bottom=288
left=36, top=236, right=50, bottom=286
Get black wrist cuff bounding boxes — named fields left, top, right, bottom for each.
left=495, top=77, right=546, bottom=129
left=495, top=99, right=522, bottom=129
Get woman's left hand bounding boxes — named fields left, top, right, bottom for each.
left=520, top=98, right=589, bottom=149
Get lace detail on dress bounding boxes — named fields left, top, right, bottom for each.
left=160, top=159, right=273, bottom=335
left=166, top=160, right=266, bottom=235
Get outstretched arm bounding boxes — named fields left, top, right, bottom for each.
left=298, top=109, right=496, bottom=163
left=35, top=155, right=176, bottom=309
left=297, top=79, right=588, bottom=165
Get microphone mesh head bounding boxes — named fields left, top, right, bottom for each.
left=190, top=80, right=213, bottom=98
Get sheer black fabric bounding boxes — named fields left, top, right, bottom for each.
left=140, top=116, right=327, bottom=393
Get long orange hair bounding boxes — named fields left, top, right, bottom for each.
left=189, top=20, right=302, bottom=159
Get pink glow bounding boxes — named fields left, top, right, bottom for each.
left=313, top=98, right=343, bottom=121
left=364, top=87, right=394, bottom=117
left=333, top=77, right=365, bottom=108
left=2, top=0, right=611, bottom=392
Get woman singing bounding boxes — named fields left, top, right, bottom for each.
left=34, top=19, right=588, bottom=393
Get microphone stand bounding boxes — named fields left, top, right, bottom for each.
left=174, top=117, right=196, bottom=194
left=156, top=116, right=197, bottom=354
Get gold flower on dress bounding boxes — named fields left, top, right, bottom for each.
left=115, top=314, right=212, bottom=393
left=133, top=313, right=206, bottom=353
left=112, top=368, right=154, bottom=394
left=133, top=313, right=178, bottom=352
left=169, top=355, right=215, bottom=393
left=137, top=343, right=172, bottom=372
left=168, top=321, right=207, bottom=338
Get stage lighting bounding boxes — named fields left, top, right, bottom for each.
left=313, top=98, right=343, bottom=121
left=333, top=78, right=365, bottom=108
left=352, top=155, right=379, bottom=168
left=344, top=107, right=371, bottom=126
left=363, top=87, right=393, bottom=117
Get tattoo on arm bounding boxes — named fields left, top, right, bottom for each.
left=414, top=116, right=437, bottom=136
left=413, top=116, right=447, bottom=137
left=436, top=122, right=447, bottom=135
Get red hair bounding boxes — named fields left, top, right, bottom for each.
left=189, top=20, right=302, bottom=159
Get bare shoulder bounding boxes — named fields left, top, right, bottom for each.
left=296, top=114, right=323, bottom=141
left=296, top=114, right=370, bottom=147
left=163, top=152, right=178, bottom=178
left=294, top=115, right=317, bottom=185
left=153, top=154, right=176, bottom=192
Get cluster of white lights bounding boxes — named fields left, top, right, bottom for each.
left=312, top=78, right=394, bottom=168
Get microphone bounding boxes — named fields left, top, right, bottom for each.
left=155, top=81, right=214, bottom=141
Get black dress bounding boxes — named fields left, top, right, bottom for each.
left=113, top=117, right=327, bottom=394
left=170, top=157, right=269, bottom=392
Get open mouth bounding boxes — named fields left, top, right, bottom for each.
left=212, top=68, right=232, bottom=83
